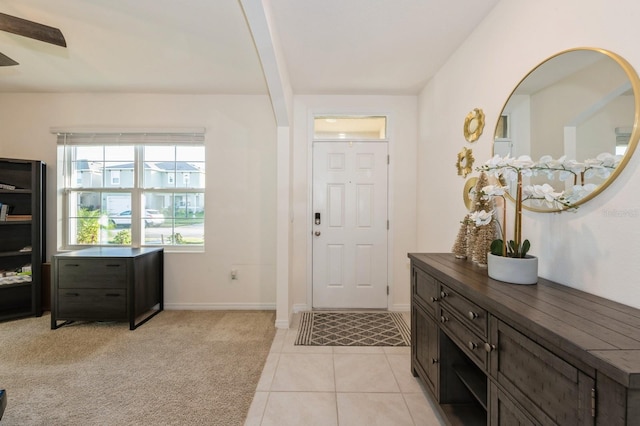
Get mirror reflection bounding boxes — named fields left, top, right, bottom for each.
left=493, top=48, right=640, bottom=211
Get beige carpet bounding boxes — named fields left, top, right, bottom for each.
left=0, top=310, right=276, bottom=426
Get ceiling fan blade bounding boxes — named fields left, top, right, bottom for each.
left=0, top=12, right=66, bottom=47
left=0, top=51, right=19, bottom=66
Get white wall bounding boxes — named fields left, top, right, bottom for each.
left=418, top=0, right=640, bottom=308
left=291, top=95, right=417, bottom=312
left=0, top=93, right=277, bottom=309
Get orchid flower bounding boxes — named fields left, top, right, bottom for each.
left=474, top=153, right=586, bottom=258
left=523, top=184, right=567, bottom=208
left=469, top=210, right=493, bottom=226
left=480, top=184, right=507, bottom=199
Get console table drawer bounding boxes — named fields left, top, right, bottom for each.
left=440, top=284, right=487, bottom=337
left=413, top=267, right=440, bottom=317
left=57, top=289, right=127, bottom=319
left=441, top=306, right=487, bottom=370
left=57, top=259, right=126, bottom=288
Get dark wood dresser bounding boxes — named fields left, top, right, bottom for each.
left=52, top=247, right=163, bottom=330
left=409, top=253, right=640, bottom=426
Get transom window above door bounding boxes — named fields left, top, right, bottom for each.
left=313, top=116, right=387, bottom=140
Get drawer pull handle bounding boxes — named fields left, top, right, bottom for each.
left=468, top=311, right=479, bottom=320
left=106, top=264, right=121, bottom=267
left=468, top=341, right=478, bottom=350
left=440, top=291, right=448, bottom=299
left=65, top=292, right=80, bottom=297
left=431, top=358, right=438, bottom=364
left=484, top=342, right=496, bottom=353
left=440, top=315, right=448, bottom=323
left=64, top=264, right=80, bottom=267
left=105, top=293, right=121, bottom=297
left=430, top=296, right=439, bottom=302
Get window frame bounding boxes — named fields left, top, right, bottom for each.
left=55, top=129, right=205, bottom=252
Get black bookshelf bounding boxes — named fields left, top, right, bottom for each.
left=0, top=158, right=45, bottom=321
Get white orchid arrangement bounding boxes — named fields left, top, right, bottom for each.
left=469, top=153, right=616, bottom=258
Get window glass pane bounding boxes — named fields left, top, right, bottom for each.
left=142, top=145, right=205, bottom=189
left=70, top=145, right=134, bottom=188
left=146, top=218, right=204, bottom=246
left=68, top=191, right=101, bottom=245
left=144, top=146, right=174, bottom=188
left=144, top=145, right=175, bottom=162
left=104, top=145, right=134, bottom=162
left=176, top=146, right=205, bottom=161
left=71, top=146, right=103, bottom=188
left=143, top=192, right=204, bottom=246
left=105, top=163, right=133, bottom=188
left=313, top=116, right=387, bottom=140
left=68, top=191, right=131, bottom=245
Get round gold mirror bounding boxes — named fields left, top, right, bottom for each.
left=464, top=108, right=485, bottom=142
left=494, top=47, right=640, bottom=211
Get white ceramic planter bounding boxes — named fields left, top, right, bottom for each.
left=487, top=253, right=538, bottom=285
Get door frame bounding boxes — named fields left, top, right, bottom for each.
left=305, top=113, right=394, bottom=311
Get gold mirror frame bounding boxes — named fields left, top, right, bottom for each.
left=494, top=47, right=640, bottom=212
left=463, top=177, right=479, bottom=210
left=464, top=108, right=486, bottom=142
left=456, top=147, right=474, bottom=177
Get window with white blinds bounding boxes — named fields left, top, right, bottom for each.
left=56, top=129, right=205, bottom=250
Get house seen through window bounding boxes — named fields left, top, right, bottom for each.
left=57, top=131, right=205, bottom=249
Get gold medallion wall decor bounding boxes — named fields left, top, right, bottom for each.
left=463, top=108, right=485, bottom=142
left=463, top=176, right=478, bottom=211
left=456, top=146, right=474, bottom=177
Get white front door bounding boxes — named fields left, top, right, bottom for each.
left=312, top=141, right=388, bottom=309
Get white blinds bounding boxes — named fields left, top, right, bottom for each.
left=53, top=128, right=205, bottom=145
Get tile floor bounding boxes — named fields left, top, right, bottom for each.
left=245, top=312, right=445, bottom=426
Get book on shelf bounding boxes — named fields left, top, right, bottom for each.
left=0, top=275, right=31, bottom=285
left=0, top=203, right=7, bottom=221
left=0, top=182, right=16, bottom=190
left=5, top=214, right=31, bottom=221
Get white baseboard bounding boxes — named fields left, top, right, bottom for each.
left=274, top=318, right=290, bottom=329
left=389, top=303, right=410, bottom=312
left=164, top=303, right=276, bottom=311
left=291, top=303, right=408, bottom=312
left=293, top=303, right=310, bottom=313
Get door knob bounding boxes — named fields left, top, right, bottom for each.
left=314, top=231, right=321, bottom=236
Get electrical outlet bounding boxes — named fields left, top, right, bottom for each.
left=231, top=269, right=238, bottom=280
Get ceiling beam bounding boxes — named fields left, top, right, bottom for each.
left=239, top=0, right=292, bottom=126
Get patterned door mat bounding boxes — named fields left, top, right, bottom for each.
left=295, top=312, right=410, bottom=346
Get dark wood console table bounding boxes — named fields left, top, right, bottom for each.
left=52, top=247, right=163, bottom=330
left=410, top=253, right=640, bottom=425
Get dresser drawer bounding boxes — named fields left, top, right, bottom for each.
left=440, top=306, right=487, bottom=370
left=57, top=259, right=127, bottom=288
left=440, top=284, right=487, bottom=337
left=57, top=288, right=127, bottom=319
left=413, top=267, right=440, bottom=317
